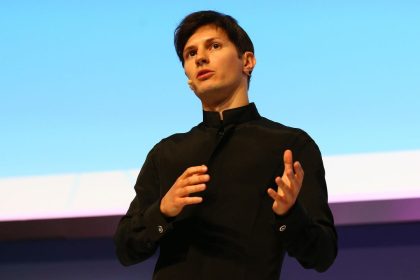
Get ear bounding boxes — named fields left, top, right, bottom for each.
left=242, top=51, right=256, bottom=77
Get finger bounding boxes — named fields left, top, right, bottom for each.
left=285, top=167, right=298, bottom=189
left=181, top=196, right=203, bottom=205
left=178, top=183, right=207, bottom=197
left=294, top=161, right=304, bottom=185
left=267, top=188, right=286, bottom=203
left=283, top=149, right=294, bottom=174
left=284, top=162, right=303, bottom=192
left=267, top=188, right=279, bottom=201
left=181, top=165, right=208, bottom=179
left=183, top=174, right=210, bottom=187
left=276, top=176, right=294, bottom=198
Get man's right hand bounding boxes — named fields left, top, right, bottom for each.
left=160, top=165, right=210, bottom=217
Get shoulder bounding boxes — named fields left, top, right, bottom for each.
left=255, top=117, right=314, bottom=144
left=149, top=124, right=204, bottom=158
left=157, top=124, right=203, bottom=145
left=256, top=117, right=324, bottom=166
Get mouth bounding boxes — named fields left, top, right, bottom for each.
left=196, top=69, right=214, bottom=80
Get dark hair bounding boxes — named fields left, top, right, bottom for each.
left=174, top=10, right=254, bottom=66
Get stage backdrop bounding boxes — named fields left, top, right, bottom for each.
left=1, top=1, right=419, bottom=223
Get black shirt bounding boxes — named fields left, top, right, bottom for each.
left=114, top=103, right=337, bottom=279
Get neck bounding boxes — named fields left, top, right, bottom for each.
left=201, top=85, right=249, bottom=120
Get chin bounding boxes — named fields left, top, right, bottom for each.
left=196, top=83, right=225, bottom=95
left=195, top=87, right=218, bottom=100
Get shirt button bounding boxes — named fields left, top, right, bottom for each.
left=157, top=225, right=164, bottom=233
left=279, top=225, right=287, bottom=232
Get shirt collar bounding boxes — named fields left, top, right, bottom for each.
left=202, top=103, right=261, bottom=128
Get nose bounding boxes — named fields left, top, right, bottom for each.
left=195, top=48, right=209, bottom=66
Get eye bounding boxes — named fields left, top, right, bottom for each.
left=185, top=49, right=197, bottom=59
left=189, top=50, right=197, bottom=57
left=211, top=42, right=221, bottom=49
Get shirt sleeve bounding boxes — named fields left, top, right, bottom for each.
left=113, top=145, right=173, bottom=266
left=274, top=135, right=338, bottom=272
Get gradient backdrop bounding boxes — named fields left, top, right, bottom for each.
left=1, top=0, right=419, bottom=178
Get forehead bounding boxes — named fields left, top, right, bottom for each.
left=184, top=24, right=230, bottom=50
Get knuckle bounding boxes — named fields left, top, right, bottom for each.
left=175, top=198, right=184, bottom=207
left=185, top=167, right=193, bottom=175
left=186, top=177, right=194, bottom=185
left=176, top=188, right=186, bottom=197
left=196, top=175, right=204, bottom=183
left=186, top=186, right=193, bottom=194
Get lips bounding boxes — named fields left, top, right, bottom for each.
left=196, top=69, right=214, bottom=80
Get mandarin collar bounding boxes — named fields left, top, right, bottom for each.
left=202, top=103, right=261, bottom=128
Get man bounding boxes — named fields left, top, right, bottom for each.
left=114, top=10, right=337, bottom=279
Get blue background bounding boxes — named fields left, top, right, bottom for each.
left=1, top=0, right=419, bottom=178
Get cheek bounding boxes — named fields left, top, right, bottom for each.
left=217, top=54, right=242, bottom=74
left=183, top=63, right=194, bottom=79
left=223, top=59, right=243, bottom=79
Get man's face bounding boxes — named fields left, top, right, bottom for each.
left=183, top=25, right=249, bottom=105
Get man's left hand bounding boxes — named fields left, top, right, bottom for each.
left=267, top=149, right=304, bottom=216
